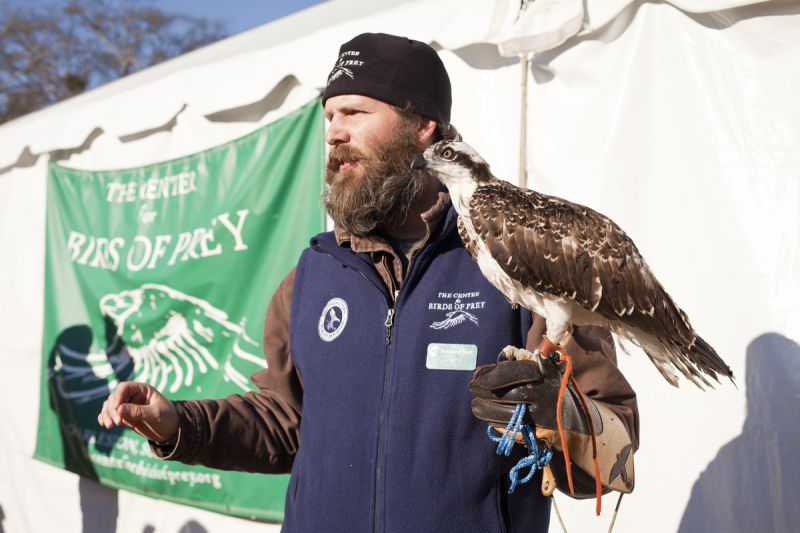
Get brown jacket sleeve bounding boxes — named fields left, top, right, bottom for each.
left=152, top=268, right=302, bottom=474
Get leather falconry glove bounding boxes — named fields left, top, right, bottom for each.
left=469, top=347, right=635, bottom=499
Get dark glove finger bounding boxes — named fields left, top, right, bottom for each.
left=469, top=360, right=561, bottom=402
left=471, top=394, right=560, bottom=429
left=470, top=397, right=526, bottom=426
left=471, top=391, right=596, bottom=434
left=471, top=396, right=560, bottom=429
left=469, top=360, right=543, bottom=393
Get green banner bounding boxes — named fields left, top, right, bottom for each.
left=35, top=99, right=324, bottom=520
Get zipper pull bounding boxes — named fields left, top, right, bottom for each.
left=384, top=308, right=395, bottom=344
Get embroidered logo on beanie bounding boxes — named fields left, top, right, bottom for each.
left=327, top=50, right=365, bottom=84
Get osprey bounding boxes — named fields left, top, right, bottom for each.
left=412, top=140, right=733, bottom=388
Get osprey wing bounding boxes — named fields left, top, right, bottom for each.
left=467, top=181, right=695, bottom=347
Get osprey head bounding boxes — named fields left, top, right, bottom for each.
left=412, top=140, right=493, bottom=185
left=411, top=140, right=494, bottom=213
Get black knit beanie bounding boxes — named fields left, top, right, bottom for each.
left=322, top=33, right=452, bottom=124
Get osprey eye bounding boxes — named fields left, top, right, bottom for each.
left=441, top=148, right=455, bottom=160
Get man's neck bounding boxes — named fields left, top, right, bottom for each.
left=384, top=174, right=443, bottom=240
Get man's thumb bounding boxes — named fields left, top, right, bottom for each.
left=118, top=402, right=150, bottom=422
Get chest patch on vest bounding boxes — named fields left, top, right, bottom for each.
left=428, top=290, right=486, bottom=330
left=318, top=298, right=348, bottom=341
left=426, top=343, right=478, bottom=371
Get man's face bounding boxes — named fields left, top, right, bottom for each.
left=323, top=94, right=427, bottom=236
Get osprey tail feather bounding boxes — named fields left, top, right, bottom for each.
left=622, top=327, right=734, bottom=389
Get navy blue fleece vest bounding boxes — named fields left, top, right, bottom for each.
left=284, top=207, right=550, bottom=532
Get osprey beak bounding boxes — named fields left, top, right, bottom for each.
left=411, top=154, right=427, bottom=171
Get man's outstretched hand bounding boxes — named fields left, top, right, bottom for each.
left=97, top=381, right=179, bottom=444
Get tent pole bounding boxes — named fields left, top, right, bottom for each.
left=519, top=53, right=529, bottom=189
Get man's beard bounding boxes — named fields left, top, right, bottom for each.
left=323, top=120, right=427, bottom=237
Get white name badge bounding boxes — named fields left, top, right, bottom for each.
left=426, top=343, right=478, bottom=371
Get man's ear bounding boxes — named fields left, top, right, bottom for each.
left=416, top=116, right=437, bottom=146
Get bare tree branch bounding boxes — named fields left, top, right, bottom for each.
left=0, top=0, right=228, bottom=124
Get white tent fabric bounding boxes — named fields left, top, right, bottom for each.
left=1, top=0, right=799, bottom=531
left=489, top=0, right=791, bottom=56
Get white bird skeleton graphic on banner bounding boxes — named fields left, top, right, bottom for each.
left=50, top=284, right=265, bottom=403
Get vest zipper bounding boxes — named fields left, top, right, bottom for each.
left=374, top=295, right=397, bottom=533
left=384, top=308, right=394, bottom=345
left=382, top=255, right=399, bottom=345
left=375, top=257, right=400, bottom=532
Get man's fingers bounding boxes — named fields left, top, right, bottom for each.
left=110, top=381, right=151, bottom=411
left=97, top=382, right=158, bottom=429
left=116, top=401, right=177, bottom=442
left=98, top=397, right=119, bottom=428
left=95, top=381, right=176, bottom=441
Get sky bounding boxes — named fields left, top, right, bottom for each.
left=8, top=0, right=328, bottom=37
left=154, top=0, right=328, bottom=35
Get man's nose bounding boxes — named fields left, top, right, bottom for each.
left=325, top=117, right=350, bottom=146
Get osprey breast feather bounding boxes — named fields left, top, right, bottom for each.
left=412, top=140, right=733, bottom=389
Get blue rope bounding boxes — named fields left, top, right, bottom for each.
left=486, top=403, right=553, bottom=493
left=487, top=403, right=526, bottom=456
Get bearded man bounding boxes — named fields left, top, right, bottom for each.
left=99, top=33, right=638, bottom=532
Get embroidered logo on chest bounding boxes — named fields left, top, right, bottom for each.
left=318, top=298, right=348, bottom=341
left=428, top=291, right=486, bottom=330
